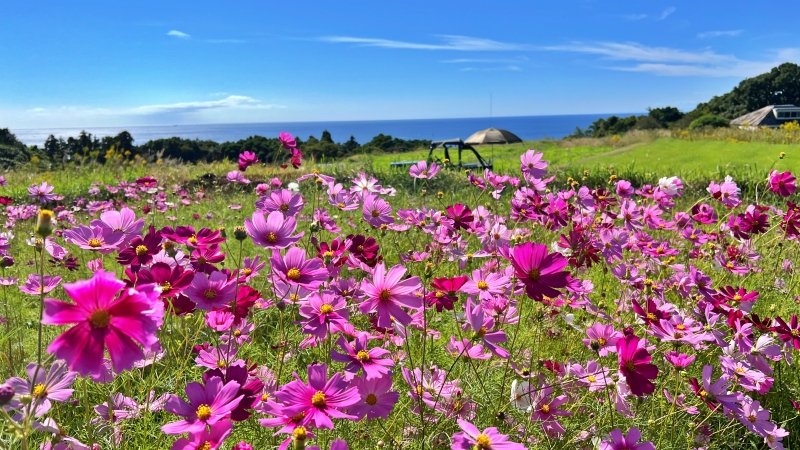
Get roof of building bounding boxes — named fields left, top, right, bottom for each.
left=730, top=104, right=799, bottom=127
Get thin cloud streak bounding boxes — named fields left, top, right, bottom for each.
left=658, top=7, right=676, bottom=20
left=167, top=30, right=190, bottom=39
left=698, top=30, right=743, bottom=39
left=26, top=95, right=285, bottom=118
left=540, top=42, right=733, bottom=64
left=460, top=65, right=522, bottom=72
left=440, top=57, right=529, bottom=64
left=319, top=35, right=530, bottom=51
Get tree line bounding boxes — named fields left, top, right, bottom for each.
left=0, top=128, right=431, bottom=169
left=571, top=62, right=800, bottom=138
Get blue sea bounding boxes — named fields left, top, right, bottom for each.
left=11, top=113, right=636, bottom=147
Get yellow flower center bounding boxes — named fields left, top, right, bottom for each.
left=243, top=268, right=252, bottom=276
left=379, top=289, right=392, bottom=302
left=280, top=203, right=290, bottom=212
left=234, top=330, right=241, bottom=337
left=160, top=281, right=172, bottom=293
left=587, top=375, right=596, bottom=383
left=371, top=209, right=381, bottom=218
left=676, top=324, right=686, bottom=330
left=89, top=310, right=111, bottom=328
left=203, top=289, right=217, bottom=300
left=261, top=393, right=270, bottom=402
left=646, top=313, right=656, bottom=320
left=290, top=294, right=300, bottom=302
left=217, top=360, right=226, bottom=368
left=320, top=304, right=334, bottom=314
left=265, top=232, right=277, bottom=243
left=311, top=391, right=326, bottom=408
left=198, top=443, right=212, bottom=450
left=88, top=239, right=102, bottom=248
left=356, top=351, right=370, bottom=362
left=32, top=384, right=47, bottom=398
left=135, top=245, right=148, bottom=256
left=366, top=393, right=378, bottom=405
left=196, top=256, right=207, bottom=265
left=476, top=281, right=489, bottom=290
left=476, top=326, right=487, bottom=338
left=747, top=414, right=757, bottom=423
left=541, top=404, right=550, bottom=414
left=528, top=268, right=541, bottom=282
left=323, top=251, right=334, bottom=258
left=293, top=426, right=308, bottom=441
left=476, top=434, right=492, bottom=449
left=597, top=337, right=607, bottom=345
left=188, top=236, right=198, bottom=245
left=287, top=268, right=301, bottom=281
left=196, top=404, right=212, bottom=421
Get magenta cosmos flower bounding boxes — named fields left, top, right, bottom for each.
left=617, top=335, right=658, bottom=397
left=270, top=248, right=328, bottom=289
left=238, top=151, right=259, bottom=171
left=347, top=376, right=399, bottom=420
left=162, top=376, right=243, bottom=434
left=362, top=194, right=394, bottom=228
left=279, top=131, right=297, bottom=150
left=768, top=170, right=796, bottom=197
left=510, top=242, right=570, bottom=301
left=245, top=211, right=303, bottom=249
left=409, top=161, right=440, bottom=179
left=42, top=270, right=163, bottom=377
left=19, top=274, right=62, bottom=296
left=171, top=420, right=232, bottom=450
left=452, top=418, right=526, bottom=450
left=599, top=428, right=655, bottom=450
left=331, top=334, right=394, bottom=380
left=275, top=363, right=360, bottom=429
left=184, top=271, right=236, bottom=311
left=520, top=150, right=547, bottom=179
left=95, top=207, right=145, bottom=246
left=359, top=263, right=422, bottom=327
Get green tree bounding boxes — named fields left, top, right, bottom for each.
left=688, top=114, right=730, bottom=130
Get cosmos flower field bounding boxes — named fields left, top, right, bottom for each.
left=1, top=133, right=800, bottom=449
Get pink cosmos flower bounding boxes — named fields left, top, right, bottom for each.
left=19, top=274, right=62, bottom=296
left=299, top=291, right=349, bottom=340
left=171, top=420, right=232, bottom=450
left=7, top=362, right=77, bottom=417
left=63, top=224, right=124, bottom=254
left=275, top=363, right=360, bottom=429
left=452, top=418, right=526, bottom=450
left=464, top=298, right=509, bottom=358
left=28, top=182, right=58, bottom=203
left=227, top=171, right=250, bottom=184
left=162, top=376, right=243, bottom=434
left=462, top=269, right=510, bottom=301
left=664, top=351, right=695, bottom=369
left=510, top=242, right=570, bottom=301
left=331, top=334, right=394, bottom=380
left=256, top=189, right=305, bottom=217
left=583, top=323, right=622, bottom=356
left=238, top=151, right=259, bottom=171
left=359, top=263, right=422, bottom=327
left=362, top=194, right=394, bottom=227
left=42, top=270, right=163, bottom=377
left=271, top=248, right=328, bottom=289
left=184, top=271, right=236, bottom=311
left=245, top=211, right=304, bottom=249
left=520, top=150, right=547, bottom=179
left=95, top=207, right=145, bottom=246
left=409, top=161, right=440, bottom=179
left=599, top=428, right=655, bottom=450
left=768, top=170, right=796, bottom=197
left=346, top=376, right=399, bottom=421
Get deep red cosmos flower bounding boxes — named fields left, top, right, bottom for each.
left=510, top=242, right=570, bottom=301
left=617, top=335, right=658, bottom=397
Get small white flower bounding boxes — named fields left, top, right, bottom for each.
left=510, top=380, right=533, bottom=412
left=287, top=182, right=300, bottom=192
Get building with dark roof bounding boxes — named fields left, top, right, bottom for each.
left=730, top=105, right=800, bottom=128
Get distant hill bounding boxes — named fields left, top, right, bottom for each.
left=694, top=62, right=800, bottom=120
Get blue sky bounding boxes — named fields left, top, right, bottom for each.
left=1, top=1, right=797, bottom=128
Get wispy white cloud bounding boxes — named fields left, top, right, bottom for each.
left=319, top=35, right=530, bottom=51
left=460, top=65, right=522, bottom=72
left=658, top=7, right=676, bottom=20
left=26, top=95, right=285, bottom=118
left=204, top=39, right=247, bottom=44
left=440, top=56, right=529, bottom=64
left=542, top=41, right=800, bottom=77
left=167, top=30, right=190, bottom=39
left=698, top=30, right=743, bottom=39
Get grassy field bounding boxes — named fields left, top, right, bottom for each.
left=1, top=137, right=800, bottom=449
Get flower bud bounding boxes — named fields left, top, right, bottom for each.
left=233, top=226, right=247, bottom=241
left=35, top=209, right=55, bottom=238
left=232, top=443, right=254, bottom=450
left=0, top=255, right=14, bottom=268
left=218, top=227, right=226, bottom=238
left=292, top=427, right=308, bottom=450
left=0, top=384, right=15, bottom=405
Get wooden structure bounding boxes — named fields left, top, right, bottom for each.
left=389, top=138, right=492, bottom=170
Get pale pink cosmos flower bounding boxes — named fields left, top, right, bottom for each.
left=359, top=263, right=421, bottom=327
left=184, top=271, right=236, bottom=311
left=19, top=274, right=62, bottom=296
left=362, top=194, right=394, bottom=227
left=28, top=182, right=58, bottom=203
left=227, top=171, right=250, bottom=184
left=162, top=377, right=243, bottom=435
left=245, top=210, right=303, bottom=249
left=409, top=161, right=440, bottom=179
left=63, top=224, right=125, bottom=254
